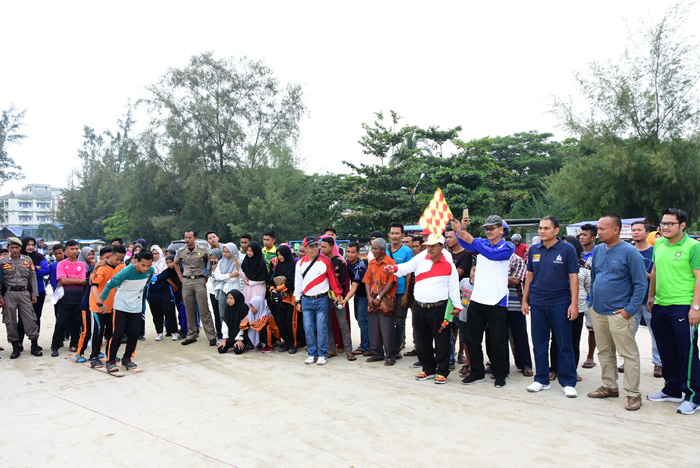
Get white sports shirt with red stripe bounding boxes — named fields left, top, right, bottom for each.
left=394, top=252, right=461, bottom=309
left=293, top=255, right=343, bottom=301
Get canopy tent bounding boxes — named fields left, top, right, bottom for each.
left=565, top=218, right=648, bottom=239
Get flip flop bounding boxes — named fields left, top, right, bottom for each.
left=347, top=353, right=356, bottom=361
left=404, top=350, right=418, bottom=356
left=457, top=355, right=466, bottom=364
left=582, top=361, right=597, bottom=369
left=327, top=352, right=337, bottom=358
left=351, top=348, right=364, bottom=355
left=549, top=371, right=557, bottom=381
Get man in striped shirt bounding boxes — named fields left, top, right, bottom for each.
left=385, top=233, right=461, bottom=384
left=294, top=236, right=344, bottom=366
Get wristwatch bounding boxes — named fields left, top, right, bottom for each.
left=97, top=302, right=104, bottom=307
left=692, top=305, right=700, bottom=311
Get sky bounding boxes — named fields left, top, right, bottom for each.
left=1, top=0, right=686, bottom=195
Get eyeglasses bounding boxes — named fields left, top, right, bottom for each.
left=484, top=226, right=500, bottom=232
left=660, top=222, right=680, bottom=227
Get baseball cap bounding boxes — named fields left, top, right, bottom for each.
left=422, top=233, right=445, bottom=245
left=482, top=215, right=504, bottom=228
left=303, top=236, right=319, bottom=247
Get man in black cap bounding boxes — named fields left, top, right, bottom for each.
left=0, top=237, right=42, bottom=358
left=452, top=215, right=514, bottom=388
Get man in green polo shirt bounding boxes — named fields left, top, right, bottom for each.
left=646, top=208, right=700, bottom=415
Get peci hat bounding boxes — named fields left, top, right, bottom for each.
left=6, top=237, right=22, bottom=246
left=370, top=230, right=384, bottom=239
left=303, top=236, right=319, bottom=247
left=422, top=233, right=445, bottom=245
left=482, top=215, right=504, bottom=228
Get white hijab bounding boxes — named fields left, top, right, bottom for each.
left=151, top=245, right=167, bottom=275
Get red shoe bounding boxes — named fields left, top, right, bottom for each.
left=262, top=346, right=274, bottom=353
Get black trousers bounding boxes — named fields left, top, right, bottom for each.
left=507, top=309, right=533, bottom=370
left=51, top=303, right=82, bottom=350
left=550, top=311, right=584, bottom=372
left=272, top=302, right=292, bottom=345
left=148, top=298, right=178, bottom=335
left=210, top=293, right=222, bottom=339
left=413, top=302, right=451, bottom=377
left=466, top=300, right=508, bottom=379
left=108, top=310, right=140, bottom=363
left=18, top=291, right=46, bottom=342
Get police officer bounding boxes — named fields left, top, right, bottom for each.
left=1, top=237, right=42, bottom=358
left=174, top=229, right=217, bottom=346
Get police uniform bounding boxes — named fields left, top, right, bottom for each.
left=174, top=244, right=217, bottom=342
left=1, top=237, right=42, bottom=358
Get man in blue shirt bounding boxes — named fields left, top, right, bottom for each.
left=387, top=222, right=413, bottom=358
left=588, top=215, right=647, bottom=411
left=452, top=215, right=514, bottom=388
left=522, top=216, right=579, bottom=398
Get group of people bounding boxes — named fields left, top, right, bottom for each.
left=2, top=208, right=699, bottom=416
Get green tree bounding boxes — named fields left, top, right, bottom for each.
left=0, top=105, right=25, bottom=187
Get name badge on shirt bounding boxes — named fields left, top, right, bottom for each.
left=532, top=254, right=541, bottom=262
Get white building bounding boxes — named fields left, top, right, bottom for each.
left=1, top=184, right=64, bottom=226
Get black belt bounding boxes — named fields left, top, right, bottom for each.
left=184, top=275, right=205, bottom=280
left=303, top=293, right=327, bottom=300
left=415, top=300, right=446, bottom=309
left=8, top=286, right=28, bottom=292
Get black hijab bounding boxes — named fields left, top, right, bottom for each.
left=21, top=236, right=45, bottom=266
left=271, top=245, right=295, bottom=284
left=224, top=289, right=249, bottom=332
left=564, top=235, right=587, bottom=268
left=241, top=241, right=268, bottom=282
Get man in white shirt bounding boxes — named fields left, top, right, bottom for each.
left=294, top=236, right=344, bottom=366
left=386, top=233, right=461, bottom=384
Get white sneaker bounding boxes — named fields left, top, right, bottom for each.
left=304, top=356, right=316, bottom=365
left=527, top=382, right=551, bottom=393
left=155, top=334, right=163, bottom=341
left=172, top=334, right=179, bottom=341
left=677, top=401, right=699, bottom=415
left=317, top=356, right=327, bottom=366
left=563, top=386, right=578, bottom=398
left=647, top=391, right=684, bottom=403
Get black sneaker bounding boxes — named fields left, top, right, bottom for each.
left=412, top=361, right=422, bottom=368
left=461, top=374, right=486, bottom=385
left=288, top=347, right=297, bottom=354
left=495, top=378, right=506, bottom=388
left=90, top=358, right=104, bottom=368
left=51, top=348, right=59, bottom=357
left=106, top=362, right=119, bottom=373
left=123, top=358, right=137, bottom=370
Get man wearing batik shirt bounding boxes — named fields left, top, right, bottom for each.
left=507, top=252, right=532, bottom=376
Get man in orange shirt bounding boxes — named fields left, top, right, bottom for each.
left=362, top=238, right=397, bottom=366
left=79, top=245, right=126, bottom=368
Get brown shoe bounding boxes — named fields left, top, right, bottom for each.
left=625, top=395, right=642, bottom=411
left=366, top=356, right=383, bottom=363
left=587, top=386, right=620, bottom=398
left=653, top=365, right=663, bottom=378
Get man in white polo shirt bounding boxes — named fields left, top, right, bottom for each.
left=385, top=233, right=461, bottom=384
left=452, top=215, right=514, bottom=388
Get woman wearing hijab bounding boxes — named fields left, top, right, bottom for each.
left=241, top=241, right=268, bottom=304
left=238, top=296, right=280, bottom=352
left=18, top=237, right=50, bottom=348
left=207, top=248, right=224, bottom=340
left=213, top=243, right=242, bottom=322
left=549, top=235, right=589, bottom=381
left=218, top=290, right=250, bottom=354
left=269, top=244, right=297, bottom=352
left=147, top=245, right=179, bottom=341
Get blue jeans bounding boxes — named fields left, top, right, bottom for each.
left=531, top=303, right=576, bottom=387
left=354, top=296, right=369, bottom=352
left=303, top=296, right=329, bottom=358
left=635, top=305, right=662, bottom=366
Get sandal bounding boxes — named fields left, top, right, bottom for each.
left=457, top=355, right=466, bottom=364
left=327, top=352, right=337, bottom=358
left=521, top=366, right=534, bottom=377
left=347, top=353, right=356, bottom=361
left=459, top=365, right=470, bottom=376
left=549, top=371, right=557, bottom=381
left=404, top=350, right=418, bottom=357
left=582, top=360, right=597, bottom=369
left=351, top=348, right=364, bottom=355
left=577, top=375, right=583, bottom=382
